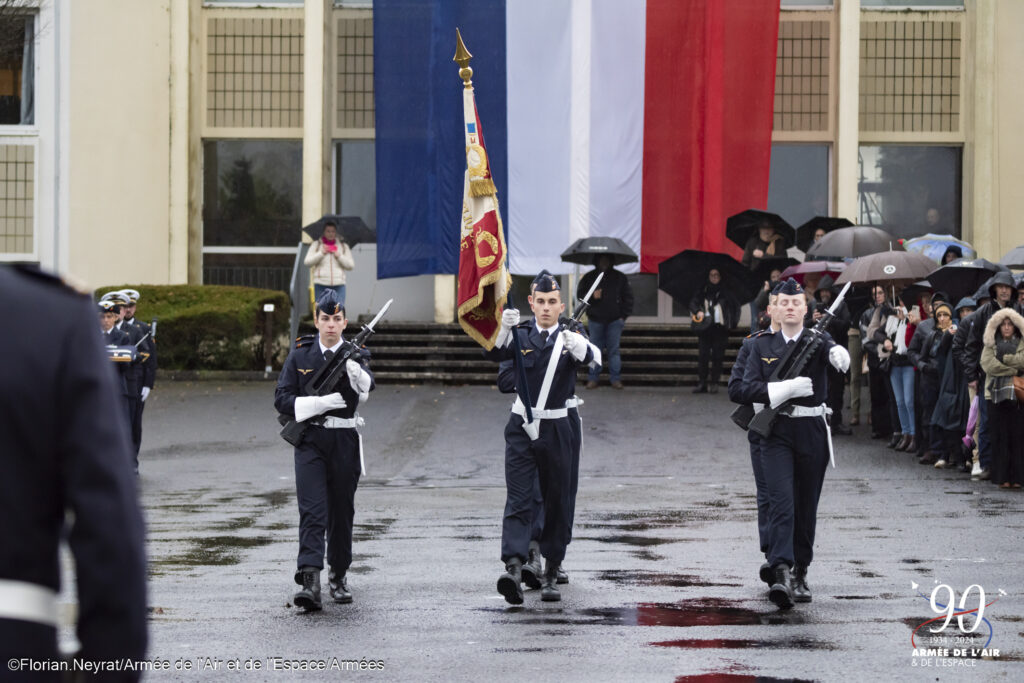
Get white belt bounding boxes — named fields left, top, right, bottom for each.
left=0, top=579, right=58, bottom=627
left=780, top=403, right=836, bottom=468
left=512, top=397, right=568, bottom=420
left=319, top=415, right=364, bottom=429
left=780, top=404, right=830, bottom=418
left=565, top=396, right=582, bottom=409
left=753, top=402, right=764, bottom=414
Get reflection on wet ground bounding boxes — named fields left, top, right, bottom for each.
left=652, top=637, right=836, bottom=651
left=480, top=599, right=806, bottom=627
left=598, top=569, right=742, bottom=588
left=674, top=676, right=815, bottom=683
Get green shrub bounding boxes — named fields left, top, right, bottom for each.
left=95, top=285, right=292, bottom=371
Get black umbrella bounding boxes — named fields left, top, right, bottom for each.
left=658, top=250, right=762, bottom=307
left=1000, top=245, right=1024, bottom=270
left=560, top=237, right=638, bottom=266
left=753, top=256, right=799, bottom=284
left=898, top=280, right=933, bottom=308
left=805, top=225, right=903, bottom=260
left=835, top=250, right=937, bottom=289
left=725, top=209, right=796, bottom=251
left=795, top=216, right=854, bottom=253
left=302, top=215, right=376, bottom=246
left=925, top=258, right=1010, bottom=304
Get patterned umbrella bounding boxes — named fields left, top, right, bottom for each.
left=779, top=260, right=846, bottom=286
left=902, top=233, right=976, bottom=264
left=835, top=250, right=937, bottom=288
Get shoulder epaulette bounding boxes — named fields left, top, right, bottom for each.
left=295, top=334, right=316, bottom=349
left=745, top=328, right=772, bottom=339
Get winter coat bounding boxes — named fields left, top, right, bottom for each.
left=304, top=239, right=355, bottom=286
left=979, top=308, right=1024, bottom=403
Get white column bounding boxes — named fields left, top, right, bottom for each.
left=302, top=0, right=328, bottom=229
left=971, top=0, right=996, bottom=257
left=434, top=274, right=455, bottom=323
left=835, top=0, right=861, bottom=223
left=168, top=0, right=192, bottom=284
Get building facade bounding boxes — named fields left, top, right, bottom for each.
left=2, top=0, right=1020, bottom=322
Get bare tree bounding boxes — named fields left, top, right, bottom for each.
left=0, top=1, right=39, bottom=62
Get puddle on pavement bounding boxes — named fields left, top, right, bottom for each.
left=211, top=516, right=256, bottom=531
left=353, top=517, right=397, bottom=542
left=833, top=595, right=873, bottom=600
left=631, top=550, right=666, bottom=562
left=479, top=599, right=800, bottom=627
left=584, top=534, right=679, bottom=547
left=857, top=571, right=881, bottom=578
left=598, top=570, right=742, bottom=589
left=150, top=535, right=275, bottom=569
left=254, top=489, right=292, bottom=508
left=652, top=637, right=836, bottom=651
left=582, top=509, right=727, bottom=531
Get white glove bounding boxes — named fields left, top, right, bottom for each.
left=293, top=393, right=347, bottom=422
left=562, top=330, right=588, bottom=362
left=588, top=341, right=603, bottom=369
left=346, top=358, right=372, bottom=393
left=495, top=308, right=521, bottom=348
left=140, top=387, right=151, bottom=402
left=767, top=377, right=813, bottom=409
left=829, top=345, right=850, bottom=373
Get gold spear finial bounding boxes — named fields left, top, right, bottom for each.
left=454, top=28, right=473, bottom=88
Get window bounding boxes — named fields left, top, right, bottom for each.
left=781, top=0, right=834, bottom=7
left=202, top=140, right=303, bottom=290
left=333, top=140, right=375, bottom=227
left=861, top=1, right=962, bottom=7
left=0, top=13, right=34, bottom=126
left=767, top=144, right=832, bottom=229
left=858, top=145, right=962, bottom=239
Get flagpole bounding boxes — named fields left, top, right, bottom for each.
left=454, top=30, right=534, bottom=427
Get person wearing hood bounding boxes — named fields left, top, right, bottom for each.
left=917, top=301, right=959, bottom=466
left=689, top=268, right=741, bottom=393
left=979, top=308, right=1024, bottom=488
left=964, top=272, right=1021, bottom=480
left=809, top=275, right=852, bottom=435
left=940, top=245, right=963, bottom=265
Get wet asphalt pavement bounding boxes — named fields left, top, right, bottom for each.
left=95, top=382, right=1024, bottom=680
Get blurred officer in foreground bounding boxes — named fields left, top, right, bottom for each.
left=1, top=264, right=147, bottom=681
left=274, top=289, right=374, bottom=612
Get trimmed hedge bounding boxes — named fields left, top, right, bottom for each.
left=95, top=285, right=292, bottom=371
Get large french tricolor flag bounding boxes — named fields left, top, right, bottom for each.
left=374, top=0, right=779, bottom=279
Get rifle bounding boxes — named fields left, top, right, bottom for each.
left=278, top=298, right=392, bottom=446
left=746, top=282, right=851, bottom=438
left=569, top=271, right=604, bottom=330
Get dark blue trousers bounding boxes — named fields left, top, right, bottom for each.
left=529, top=406, right=581, bottom=547
left=760, top=416, right=829, bottom=569
left=503, top=415, right=574, bottom=565
left=747, top=430, right=770, bottom=555
left=294, top=428, right=361, bottom=573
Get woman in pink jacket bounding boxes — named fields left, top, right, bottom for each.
left=304, top=221, right=355, bottom=305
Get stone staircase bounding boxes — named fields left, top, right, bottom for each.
left=361, top=322, right=748, bottom=386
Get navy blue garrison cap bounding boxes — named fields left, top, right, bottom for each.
left=532, top=270, right=560, bottom=293
left=776, top=278, right=804, bottom=296
left=315, top=289, right=344, bottom=316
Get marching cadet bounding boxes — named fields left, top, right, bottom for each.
left=116, top=290, right=157, bottom=470
left=99, top=299, right=135, bottom=428
left=274, top=289, right=374, bottom=612
left=2, top=265, right=147, bottom=679
left=728, top=283, right=782, bottom=592
left=484, top=271, right=595, bottom=604
left=741, top=278, right=849, bottom=609
left=103, top=291, right=148, bottom=474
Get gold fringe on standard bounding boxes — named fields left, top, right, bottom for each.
left=469, top=177, right=497, bottom=198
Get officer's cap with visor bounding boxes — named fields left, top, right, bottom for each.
left=776, top=277, right=804, bottom=297
left=315, top=288, right=345, bottom=317
left=99, top=291, right=127, bottom=312
left=119, top=289, right=140, bottom=304
left=531, top=270, right=560, bottom=294
left=97, top=300, right=118, bottom=315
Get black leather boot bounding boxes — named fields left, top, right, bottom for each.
left=759, top=562, right=773, bottom=586
left=541, top=560, right=561, bottom=602
left=293, top=566, right=322, bottom=612
left=329, top=569, right=352, bottom=604
left=497, top=558, right=524, bottom=605
left=768, top=564, right=794, bottom=610
left=521, top=542, right=542, bottom=590
left=556, top=566, right=569, bottom=585
left=792, top=565, right=811, bottom=603
left=887, top=432, right=903, bottom=449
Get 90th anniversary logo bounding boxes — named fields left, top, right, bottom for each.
left=910, top=580, right=1004, bottom=669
